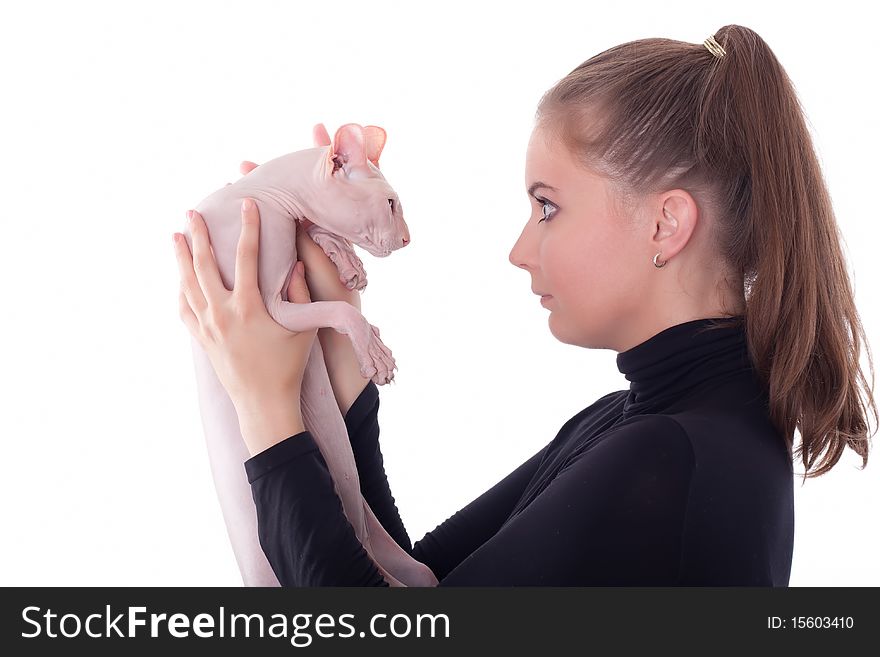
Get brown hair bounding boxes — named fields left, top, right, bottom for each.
left=535, top=25, right=875, bottom=480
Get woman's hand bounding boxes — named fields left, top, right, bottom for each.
left=174, top=199, right=317, bottom=421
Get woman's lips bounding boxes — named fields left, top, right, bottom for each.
left=540, top=295, right=553, bottom=307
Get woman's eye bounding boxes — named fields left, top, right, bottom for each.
left=536, top=199, right=556, bottom=223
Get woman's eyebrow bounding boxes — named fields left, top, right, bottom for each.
left=528, top=182, right=558, bottom=195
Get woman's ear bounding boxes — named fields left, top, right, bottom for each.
left=313, top=123, right=331, bottom=147
left=653, top=190, right=698, bottom=261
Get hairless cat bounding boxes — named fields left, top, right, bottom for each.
left=182, top=122, right=438, bottom=587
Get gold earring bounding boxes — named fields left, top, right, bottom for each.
left=654, top=208, right=672, bottom=267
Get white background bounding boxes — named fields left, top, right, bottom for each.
left=1, top=0, right=876, bottom=586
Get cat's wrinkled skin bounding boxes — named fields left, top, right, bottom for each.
left=183, top=123, right=437, bottom=587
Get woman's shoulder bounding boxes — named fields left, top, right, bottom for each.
left=669, top=407, right=793, bottom=477
left=563, top=414, right=697, bottom=478
left=609, top=408, right=792, bottom=486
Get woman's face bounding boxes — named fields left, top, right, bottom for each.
left=508, top=127, right=655, bottom=351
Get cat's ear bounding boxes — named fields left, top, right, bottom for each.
left=329, top=123, right=367, bottom=173
left=326, top=124, right=387, bottom=173
left=363, top=125, right=386, bottom=168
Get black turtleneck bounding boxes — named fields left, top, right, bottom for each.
left=244, top=317, right=795, bottom=586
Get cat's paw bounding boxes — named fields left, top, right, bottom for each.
left=339, top=251, right=368, bottom=292
left=342, top=314, right=396, bottom=386
left=309, top=229, right=369, bottom=292
left=365, top=323, right=395, bottom=385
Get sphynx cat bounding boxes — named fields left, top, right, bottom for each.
left=182, top=122, right=437, bottom=587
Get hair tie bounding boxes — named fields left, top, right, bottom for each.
left=703, top=35, right=726, bottom=59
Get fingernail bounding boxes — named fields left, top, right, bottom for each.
left=186, top=210, right=193, bottom=222
left=242, top=198, right=253, bottom=212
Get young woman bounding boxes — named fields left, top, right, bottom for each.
left=174, top=25, right=875, bottom=586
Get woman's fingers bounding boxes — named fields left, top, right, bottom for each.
left=313, top=123, right=331, bottom=147
left=225, top=161, right=260, bottom=187
left=234, top=198, right=260, bottom=300
left=187, top=210, right=228, bottom=303
left=177, top=282, right=201, bottom=337
left=173, top=225, right=208, bottom=318
left=239, top=160, right=259, bottom=175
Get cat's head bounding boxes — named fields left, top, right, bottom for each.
left=308, top=123, right=410, bottom=257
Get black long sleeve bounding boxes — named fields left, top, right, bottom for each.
left=339, top=381, right=549, bottom=579
left=341, top=381, right=413, bottom=555
left=245, top=431, right=388, bottom=586
left=245, top=317, right=795, bottom=586
left=244, top=402, right=550, bottom=586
